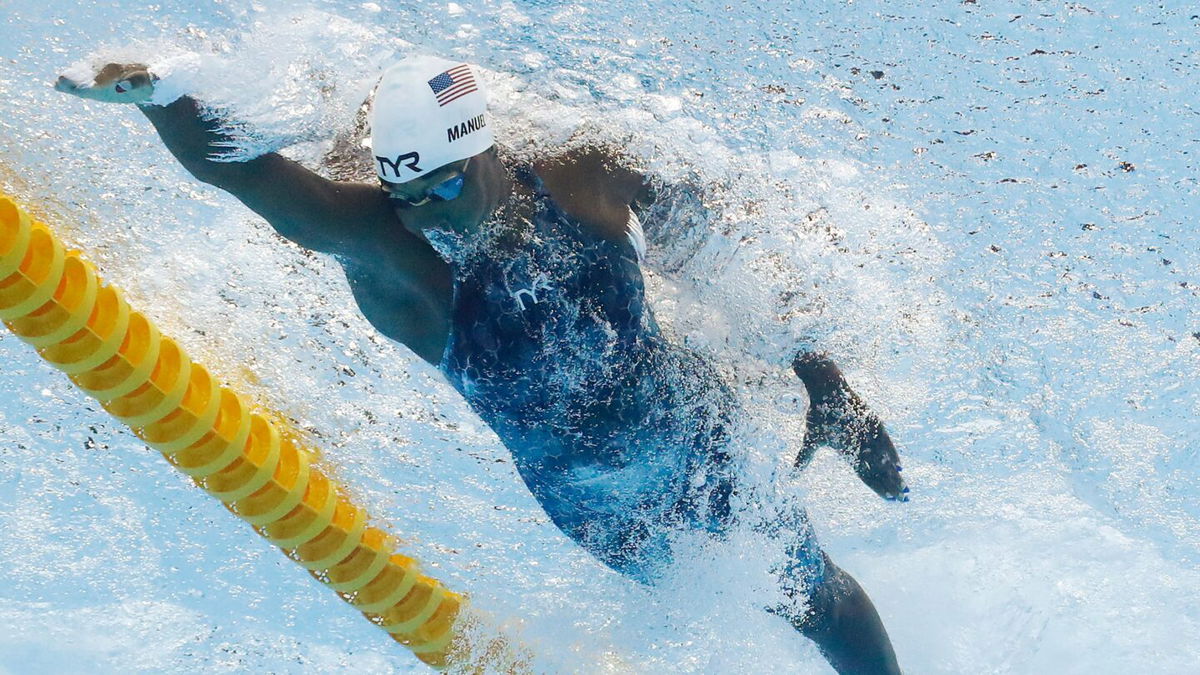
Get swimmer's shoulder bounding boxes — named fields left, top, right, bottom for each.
left=532, top=145, right=647, bottom=242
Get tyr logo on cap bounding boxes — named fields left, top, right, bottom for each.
left=375, top=152, right=422, bottom=178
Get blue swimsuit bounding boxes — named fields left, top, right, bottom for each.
left=435, top=167, right=822, bottom=586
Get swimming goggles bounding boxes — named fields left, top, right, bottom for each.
left=382, top=158, right=470, bottom=207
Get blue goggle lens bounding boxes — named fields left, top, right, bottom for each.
left=385, top=160, right=470, bottom=207
left=428, top=173, right=466, bottom=201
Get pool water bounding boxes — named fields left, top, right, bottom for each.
left=1, top=1, right=1196, bottom=672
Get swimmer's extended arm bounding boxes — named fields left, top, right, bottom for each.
left=138, top=96, right=393, bottom=256
left=55, top=63, right=394, bottom=258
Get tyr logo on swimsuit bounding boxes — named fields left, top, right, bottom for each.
left=375, top=152, right=422, bottom=177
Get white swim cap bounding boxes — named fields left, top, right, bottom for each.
left=370, top=55, right=493, bottom=184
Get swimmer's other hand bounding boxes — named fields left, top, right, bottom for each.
left=55, top=63, right=156, bottom=104
left=793, top=352, right=910, bottom=502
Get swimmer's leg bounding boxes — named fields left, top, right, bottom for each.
left=780, top=552, right=901, bottom=675
left=767, top=504, right=899, bottom=673
left=792, top=352, right=908, bottom=501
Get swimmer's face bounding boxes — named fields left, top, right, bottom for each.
left=384, top=150, right=499, bottom=239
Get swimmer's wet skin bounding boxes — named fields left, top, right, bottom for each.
left=57, top=55, right=903, bottom=674
left=793, top=353, right=909, bottom=501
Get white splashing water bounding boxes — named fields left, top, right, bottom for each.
left=1, top=1, right=1197, bottom=673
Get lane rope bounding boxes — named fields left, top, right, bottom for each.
left=0, top=193, right=530, bottom=671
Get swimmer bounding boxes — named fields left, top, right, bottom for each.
left=57, top=55, right=905, bottom=673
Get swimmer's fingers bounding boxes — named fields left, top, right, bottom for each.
left=853, top=426, right=909, bottom=502
left=792, top=351, right=910, bottom=502
left=55, top=63, right=156, bottom=104
left=799, top=414, right=910, bottom=501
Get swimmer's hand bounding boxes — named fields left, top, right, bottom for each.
left=793, top=353, right=910, bottom=502
left=55, top=63, right=156, bottom=104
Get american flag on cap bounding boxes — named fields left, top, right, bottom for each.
left=427, top=64, right=477, bottom=107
